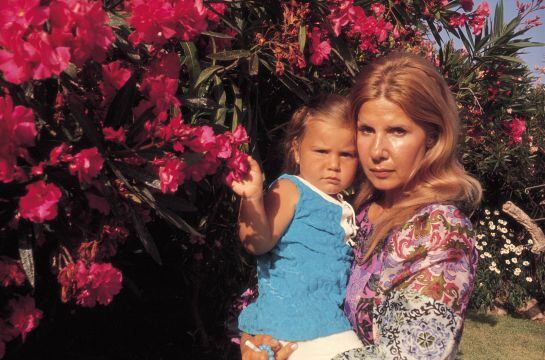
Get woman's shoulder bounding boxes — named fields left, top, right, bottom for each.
left=411, top=203, right=474, bottom=229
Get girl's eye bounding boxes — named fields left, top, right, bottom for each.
left=341, top=152, right=355, bottom=158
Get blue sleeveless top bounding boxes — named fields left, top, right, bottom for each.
left=238, top=174, right=356, bottom=341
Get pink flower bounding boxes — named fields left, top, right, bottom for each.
left=158, top=158, right=186, bottom=193
left=49, top=143, right=70, bottom=165
left=0, top=0, right=49, bottom=31
left=129, top=0, right=208, bottom=45
left=460, top=0, right=474, bottom=11
left=8, top=295, right=43, bottom=341
left=85, top=192, right=110, bottom=215
left=185, top=126, right=216, bottom=153
left=68, top=147, right=104, bottom=184
left=471, top=2, right=490, bottom=35
left=19, top=181, right=62, bottom=223
left=103, top=127, right=126, bottom=143
left=185, top=152, right=219, bottom=182
left=309, top=27, right=332, bottom=66
left=0, top=257, right=26, bottom=287
left=449, top=14, right=468, bottom=27
left=231, top=125, right=249, bottom=145
left=100, top=61, right=132, bottom=103
left=0, top=95, right=36, bottom=183
left=74, top=261, right=123, bottom=307
left=224, top=150, right=249, bottom=184
left=370, top=3, right=386, bottom=16
left=206, top=2, right=227, bottom=23
left=506, top=116, right=526, bottom=144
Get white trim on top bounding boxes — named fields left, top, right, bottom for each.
left=294, top=175, right=343, bottom=206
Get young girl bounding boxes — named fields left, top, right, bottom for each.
left=229, top=94, right=363, bottom=359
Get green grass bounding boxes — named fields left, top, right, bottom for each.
left=458, top=312, right=545, bottom=360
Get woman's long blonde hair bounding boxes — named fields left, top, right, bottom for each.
left=350, top=52, right=482, bottom=261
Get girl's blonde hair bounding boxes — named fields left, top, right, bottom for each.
left=350, top=51, right=482, bottom=261
left=283, top=94, right=353, bottom=174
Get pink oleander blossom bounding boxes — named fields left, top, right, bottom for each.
left=471, top=2, right=490, bottom=35
left=224, top=150, right=249, bottom=184
left=186, top=126, right=216, bottom=153
left=0, top=95, right=36, bottom=183
left=506, top=116, right=526, bottom=144
left=19, top=181, right=62, bottom=223
left=0, top=0, right=49, bottom=32
left=0, top=257, right=26, bottom=287
left=74, top=261, right=123, bottom=307
left=8, top=295, right=43, bottom=341
left=100, top=61, right=132, bottom=103
left=158, top=158, right=186, bottom=193
left=460, top=0, right=474, bottom=11
left=68, top=147, right=104, bottom=184
left=309, top=27, right=332, bottom=66
left=129, top=0, right=208, bottom=45
left=103, top=127, right=126, bottom=143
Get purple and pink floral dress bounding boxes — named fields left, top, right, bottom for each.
left=334, top=203, right=478, bottom=359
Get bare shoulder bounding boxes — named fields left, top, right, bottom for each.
left=264, top=178, right=299, bottom=215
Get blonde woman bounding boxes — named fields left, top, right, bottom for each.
left=242, top=52, right=482, bottom=360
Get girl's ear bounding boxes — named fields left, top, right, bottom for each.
left=292, top=139, right=301, bottom=164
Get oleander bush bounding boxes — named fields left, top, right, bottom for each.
left=0, top=0, right=544, bottom=359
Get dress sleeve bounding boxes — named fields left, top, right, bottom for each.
left=333, top=205, right=478, bottom=360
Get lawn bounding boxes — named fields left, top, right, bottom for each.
left=458, top=312, right=545, bottom=360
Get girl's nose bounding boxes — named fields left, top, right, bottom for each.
left=328, top=154, right=341, bottom=170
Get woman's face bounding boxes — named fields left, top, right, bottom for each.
left=357, top=98, right=429, bottom=204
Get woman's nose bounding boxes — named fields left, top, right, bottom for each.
left=370, top=135, right=388, bottom=162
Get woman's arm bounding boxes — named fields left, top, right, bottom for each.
left=229, top=157, right=298, bottom=255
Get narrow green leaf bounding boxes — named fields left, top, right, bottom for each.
left=208, top=50, right=251, bottom=61
left=181, top=42, right=201, bottom=84
left=19, top=231, right=35, bottom=289
left=130, top=207, right=162, bottom=265
left=259, top=59, right=309, bottom=102
left=249, top=53, right=259, bottom=76
left=104, top=75, right=137, bottom=129
left=298, top=25, right=307, bottom=53
left=202, top=31, right=236, bottom=39
left=193, top=65, right=224, bottom=91
left=493, top=0, right=504, bottom=36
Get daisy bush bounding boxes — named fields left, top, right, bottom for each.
left=470, top=208, right=544, bottom=311
left=0, top=0, right=543, bottom=358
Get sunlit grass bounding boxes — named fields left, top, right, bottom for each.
left=458, top=312, right=545, bottom=360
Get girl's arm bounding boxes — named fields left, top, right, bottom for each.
left=229, top=157, right=298, bottom=255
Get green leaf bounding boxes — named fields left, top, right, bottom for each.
left=201, top=31, right=236, bottom=39
left=104, top=75, right=137, bottom=129
left=130, top=207, right=162, bottom=265
left=181, top=42, right=201, bottom=84
left=19, top=231, right=35, bottom=289
left=193, top=65, right=224, bottom=91
left=298, top=25, right=307, bottom=53
left=495, top=55, right=526, bottom=64
left=182, top=97, right=222, bottom=110
left=208, top=50, right=251, bottom=61
left=259, top=59, right=309, bottom=102
left=249, top=53, right=259, bottom=76
left=67, top=95, right=105, bottom=151
left=493, top=0, right=504, bottom=36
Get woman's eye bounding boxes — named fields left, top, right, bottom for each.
left=391, top=127, right=407, bottom=135
left=358, top=126, right=373, bottom=134
left=315, top=149, right=328, bottom=154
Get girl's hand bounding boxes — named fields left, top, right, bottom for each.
left=229, top=156, right=265, bottom=200
left=241, top=333, right=298, bottom=360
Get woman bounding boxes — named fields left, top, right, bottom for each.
left=242, top=52, right=481, bottom=360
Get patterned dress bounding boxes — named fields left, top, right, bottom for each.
left=334, top=203, right=478, bottom=360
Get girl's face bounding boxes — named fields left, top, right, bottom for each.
left=357, top=98, right=429, bottom=204
left=293, top=119, right=358, bottom=195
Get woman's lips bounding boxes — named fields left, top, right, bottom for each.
left=370, top=169, right=394, bottom=179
